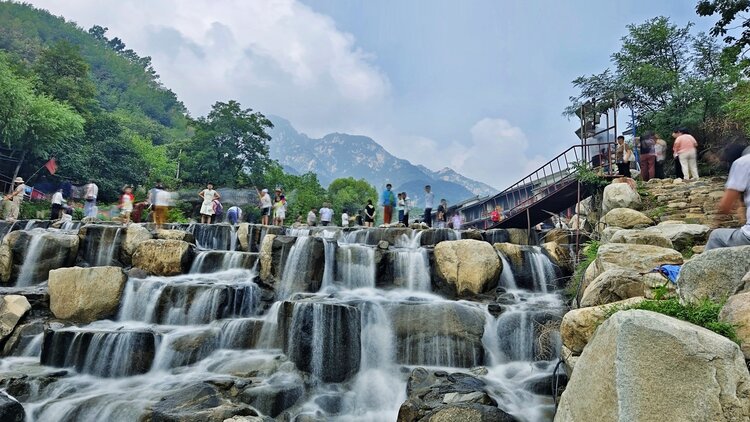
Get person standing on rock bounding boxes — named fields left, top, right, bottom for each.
left=364, top=200, right=376, bottom=227
left=199, top=182, right=220, bottom=224
left=319, top=202, right=334, bottom=226
left=437, top=199, right=448, bottom=229
left=4, top=177, right=26, bottom=221
left=654, top=134, right=668, bottom=179
left=638, top=133, right=657, bottom=181
left=50, top=187, right=64, bottom=220
left=341, top=209, right=350, bottom=227
left=423, top=185, right=434, bottom=227
left=705, top=144, right=750, bottom=250
left=615, top=136, right=631, bottom=178
left=151, top=182, right=171, bottom=230
left=273, top=194, right=287, bottom=226
left=119, top=185, right=135, bottom=224
left=381, top=183, right=396, bottom=224
left=672, top=128, right=699, bottom=181
left=402, top=191, right=411, bottom=224
left=83, top=179, right=98, bottom=218
left=397, top=192, right=405, bottom=224
left=257, top=188, right=272, bottom=225
left=307, top=207, right=317, bottom=226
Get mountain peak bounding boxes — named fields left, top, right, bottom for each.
left=268, top=117, right=498, bottom=203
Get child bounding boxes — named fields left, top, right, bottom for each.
left=119, top=185, right=135, bottom=224
left=273, top=194, right=287, bottom=226
left=341, top=210, right=350, bottom=227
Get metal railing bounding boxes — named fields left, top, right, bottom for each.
left=464, top=142, right=616, bottom=229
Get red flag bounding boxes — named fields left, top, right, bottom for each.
left=44, top=158, right=57, bottom=175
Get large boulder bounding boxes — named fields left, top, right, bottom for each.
left=390, top=302, right=486, bottom=368
left=543, top=228, right=570, bottom=245
left=608, top=229, right=673, bottom=249
left=132, top=239, right=195, bottom=276
left=155, top=229, right=195, bottom=243
left=555, top=310, right=750, bottom=422
left=589, top=243, right=683, bottom=283
left=561, top=296, right=646, bottom=355
left=0, top=295, right=31, bottom=342
left=542, top=241, right=573, bottom=273
left=720, top=292, right=750, bottom=359
left=645, top=222, right=711, bottom=251
left=48, top=266, right=127, bottom=323
left=602, top=183, right=641, bottom=214
left=121, top=224, right=152, bottom=260
left=0, top=391, right=24, bottom=422
left=678, top=246, right=750, bottom=305
left=434, top=240, right=501, bottom=296
left=579, top=269, right=647, bottom=307
left=259, top=234, right=276, bottom=282
left=600, top=208, right=652, bottom=229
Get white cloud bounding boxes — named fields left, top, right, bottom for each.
left=29, top=0, right=391, bottom=134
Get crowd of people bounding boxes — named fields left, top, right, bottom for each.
left=603, top=128, right=700, bottom=182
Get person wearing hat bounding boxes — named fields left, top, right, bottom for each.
left=4, top=177, right=26, bottom=221
left=257, top=188, right=272, bottom=225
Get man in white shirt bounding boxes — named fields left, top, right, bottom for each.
left=706, top=144, right=750, bottom=250
left=83, top=180, right=99, bottom=218
left=319, top=203, right=334, bottom=226
left=258, top=188, right=272, bottom=225
left=423, top=185, right=435, bottom=227
left=50, top=188, right=64, bottom=219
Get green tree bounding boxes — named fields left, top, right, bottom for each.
left=696, top=0, right=750, bottom=54
left=327, top=177, right=378, bottom=216
left=182, top=100, right=273, bottom=187
left=0, top=55, right=84, bottom=157
left=33, top=40, right=97, bottom=115
left=259, top=163, right=326, bottom=224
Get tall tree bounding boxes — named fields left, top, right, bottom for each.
left=183, top=100, right=273, bottom=186
left=33, top=40, right=97, bottom=115
left=327, top=177, right=378, bottom=216
left=696, top=0, right=750, bottom=53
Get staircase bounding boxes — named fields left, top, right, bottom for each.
left=463, top=142, right=614, bottom=230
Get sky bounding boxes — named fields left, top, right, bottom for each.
left=27, top=0, right=714, bottom=189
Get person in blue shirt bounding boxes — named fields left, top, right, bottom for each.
left=381, top=183, right=396, bottom=224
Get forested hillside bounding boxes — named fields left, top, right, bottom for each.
left=0, top=1, right=276, bottom=201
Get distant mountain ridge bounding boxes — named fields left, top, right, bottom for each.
left=268, top=116, right=498, bottom=205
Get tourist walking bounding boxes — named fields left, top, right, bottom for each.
left=4, top=177, right=26, bottom=221
left=672, top=128, right=699, bottom=180
left=83, top=179, right=98, bottom=218
left=152, top=183, right=171, bottom=229
left=450, top=212, right=462, bottom=230
left=226, top=205, right=243, bottom=225
left=199, top=182, right=220, bottom=224
left=273, top=194, right=287, bottom=226
left=364, top=200, right=376, bottom=227
left=258, top=188, right=272, bottom=225
left=654, top=134, right=667, bottom=179
left=50, top=187, right=64, bottom=220
left=638, top=133, right=657, bottom=181
left=119, top=185, right=134, bottom=224
left=341, top=210, right=350, bottom=227
left=423, top=185, right=434, bottom=227
left=437, top=199, right=447, bottom=229
left=381, top=184, right=396, bottom=224
left=307, top=207, right=317, bottom=226
left=705, top=144, right=750, bottom=250
left=319, top=202, right=333, bottom=226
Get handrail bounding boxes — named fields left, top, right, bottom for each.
left=463, top=142, right=616, bottom=229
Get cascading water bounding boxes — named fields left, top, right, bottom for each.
left=16, top=231, right=46, bottom=287
left=15, top=229, right=78, bottom=286
left=4, top=224, right=567, bottom=422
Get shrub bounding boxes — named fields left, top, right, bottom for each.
left=607, top=298, right=739, bottom=344
left=566, top=240, right=600, bottom=299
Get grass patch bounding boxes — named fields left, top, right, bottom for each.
left=565, top=240, right=600, bottom=299
left=605, top=298, right=739, bottom=344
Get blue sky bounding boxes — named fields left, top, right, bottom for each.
left=29, top=0, right=714, bottom=188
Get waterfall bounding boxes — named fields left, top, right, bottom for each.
left=498, top=253, right=518, bottom=289
left=188, top=224, right=234, bottom=250
left=82, top=226, right=123, bottom=266
left=119, top=271, right=261, bottom=325
left=321, top=239, right=336, bottom=290
left=335, top=245, right=375, bottom=290
left=391, top=231, right=431, bottom=291
left=16, top=231, right=45, bottom=287
left=256, top=302, right=282, bottom=350
left=189, top=251, right=257, bottom=273
left=528, top=246, right=556, bottom=293
left=277, top=236, right=314, bottom=299
left=41, top=326, right=158, bottom=377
